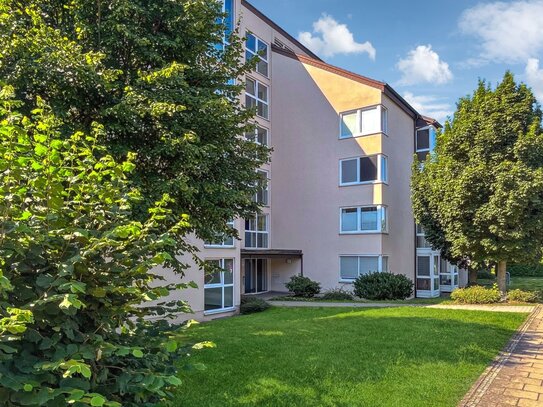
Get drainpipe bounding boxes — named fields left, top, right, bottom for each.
left=413, top=115, right=420, bottom=299
left=300, top=254, right=304, bottom=277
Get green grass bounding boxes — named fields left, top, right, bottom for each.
left=479, top=276, right=543, bottom=301
left=174, top=307, right=527, bottom=407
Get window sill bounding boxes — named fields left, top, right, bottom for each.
left=243, top=246, right=270, bottom=250
left=338, top=279, right=355, bottom=284
left=339, top=181, right=388, bottom=187
left=339, top=231, right=387, bottom=235
left=203, top=245, right=236, bottom=249
left=339, top=131, right=388, bottom=140
left=204, top=307, right=236, bottom=316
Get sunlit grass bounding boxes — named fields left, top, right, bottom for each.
left=174, top=307, right=526, bottom=407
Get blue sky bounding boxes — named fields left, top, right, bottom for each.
left=248, top=0, right=543, bottom=124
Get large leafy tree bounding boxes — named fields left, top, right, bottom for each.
left=412, top=72, right=543, bottom=295
left=0, top=0, right=267, bottom=240
left=0, top=90, right=208, bottom=406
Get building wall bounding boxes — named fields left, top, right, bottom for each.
left=270, top=53, right=416, bottom=290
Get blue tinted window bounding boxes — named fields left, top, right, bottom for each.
left=224, top=0, right=234, bottom=37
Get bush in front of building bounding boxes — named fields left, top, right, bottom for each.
left=321, top=287, right=354, bottom=301
left=240, top=296, right=271, bottom=314
left=507, top=289, right=541, bottom=303
left=285, top=275, right=321, bottom=298
left=451, top=285, right=501, bottom=304
left=508, top=264, right=543, bottom=277
left=353, top=272, right=413, bottom=300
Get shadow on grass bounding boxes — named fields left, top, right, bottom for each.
left=174, top=307, right=526, bottom=407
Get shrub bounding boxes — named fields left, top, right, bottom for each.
left=477, top=269, right=495, bottom=280
left=240, top=296, right=270, bottom=314
left=451, top=285, right=501, bottom=304
left=285, top=275, right=321, bottom=298
left=321, top=287, right=354, bottom=301
left=0, top=96, right=191, bottom=406
left=508, top=264, right=543, bottom=277
left=353, top=272, right=413, bottom=301
left=507, top=289, right=540, bottom=303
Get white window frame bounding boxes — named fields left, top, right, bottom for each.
left=416, top=126, right=437, bottom=162
left=246, top=124, right=268, bottom=147
left=339, top=206, right=387, bottom=234
left=339, top=255, right=389, bottom=283
left=204, top=220, right=236, bottom=248
left=244, top=213, right=269, bottom=248
left=245, top=77, right=269, bottom=120
left=245, top=32, right=269, bottom=78
left=204, top=258, right=235, bottom=315
left=339, top=154, right=388, bottom=186
left=254, top=169, right=269, bottom=206
left=339, top=105, right=388, bottom=139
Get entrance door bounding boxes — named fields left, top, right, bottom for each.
left=416, top=250, right=440, bottom=298
left=244, top=259, right=268, bottom=294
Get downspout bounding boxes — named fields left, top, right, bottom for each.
left=413, top=115, right=421, bottom=299
left=300, top=254, right=304, bottom=277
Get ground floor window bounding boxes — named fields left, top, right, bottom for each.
left=204, top=258, right=234, bottom=312
left=339, top=255, right=388, bottom=281
left=416, top=252, right=440, bottom=296
left=244, top=258, right=268, bottom=293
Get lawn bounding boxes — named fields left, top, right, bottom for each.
left=174, top=307, right=527, bottom=407
left=479, top=276, right=543, bottom=297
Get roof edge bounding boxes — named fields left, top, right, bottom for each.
left=241, top=0, right=323, bottom=62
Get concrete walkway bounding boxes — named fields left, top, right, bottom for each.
left=268, top=300, right=536, bottom=313
left=460, top=305, right=543, bottom=406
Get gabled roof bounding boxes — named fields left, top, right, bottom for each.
left=271, top=45, right=422, bottom=120
left=418, top=115, right=443, bottom=129
left=241, top=0, right=322, bottom=61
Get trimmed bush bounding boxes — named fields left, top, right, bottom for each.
left=285, top=275, right=321, bottom=298
left=321, top=287, right=354, bottom=301
left=451, top=285, right=501, bottom=304
left=240, top=296, right=270, bottom=314
left=508, top=264, right=543, bottom=277
left=477, top=270, right=495, bottom=280
left=353, top=272, right=413, bottom=301
left=507, top=289, right=540, bottom=303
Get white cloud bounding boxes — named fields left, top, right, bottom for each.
left=397, top=45, right=453, bottom=85
left=298, top=14, right=376, bottom=59
left=403, top=92, right=453, bottom=125
left=526, top=58, right=543, bottom=102
left=459, top=1, right=543, bottom=64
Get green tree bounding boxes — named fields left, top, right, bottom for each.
left=412, top=72, right=543, bottom=295
left=0, top=0, right=268, bottom=241
left=0, top=89, right=212, bottom=406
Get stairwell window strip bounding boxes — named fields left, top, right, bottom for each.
left=340, top=206, right=387, bottom=234
left=246, top=77, right=269, bottom=119
left=204, top=258, right=235, bottom=314
left=339, top=155, right=388, bottom=185
left=246, top=32, right=269, bottom=77
left=245, top=125, right=268, bottom=146
left=340, top=105, right=388, bottom=139
left=245, top=214, right=269, bottom=248
left=339, top=255, right=389, bottom=281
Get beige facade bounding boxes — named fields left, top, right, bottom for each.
left=165, top=0, right=462, bottom=321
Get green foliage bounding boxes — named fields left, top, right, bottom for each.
left=508, top=264, right=543, bottom=276
left=239, top=296, right=270, bottom=315
left=451, top=285, right=501, bottom=304
left=285, top=276, right=321, bottom=298
left=0, top=0, right=269, bottom=244
left=353, top=273, right=413, bottom=300
left=477, top=270, right=495, bottom=280
left=412, top=73, right=543, bottom=271
left=507, top=289, right=540, bottom=303
left=0, top=93, right=194, bottom=406
left=321, top=287, right=354, bottom=301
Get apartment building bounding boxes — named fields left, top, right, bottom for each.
left=168, top=0, right=467, bottom=320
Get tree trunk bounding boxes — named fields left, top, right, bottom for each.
left=497, top=260, right=507, bottom=298
left=468, top=269, right=478, bottom=285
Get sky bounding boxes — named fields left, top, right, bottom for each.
left=248, top=0, right=543, bottom=124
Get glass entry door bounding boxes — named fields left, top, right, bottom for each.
left=416, top=250, right=440, bottom=298
left=244, top=259, right=268, bottom=294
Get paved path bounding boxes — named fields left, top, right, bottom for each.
left=268, top=300, right=536, bottom=313
left=460, top=305, right=543, bottom=406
